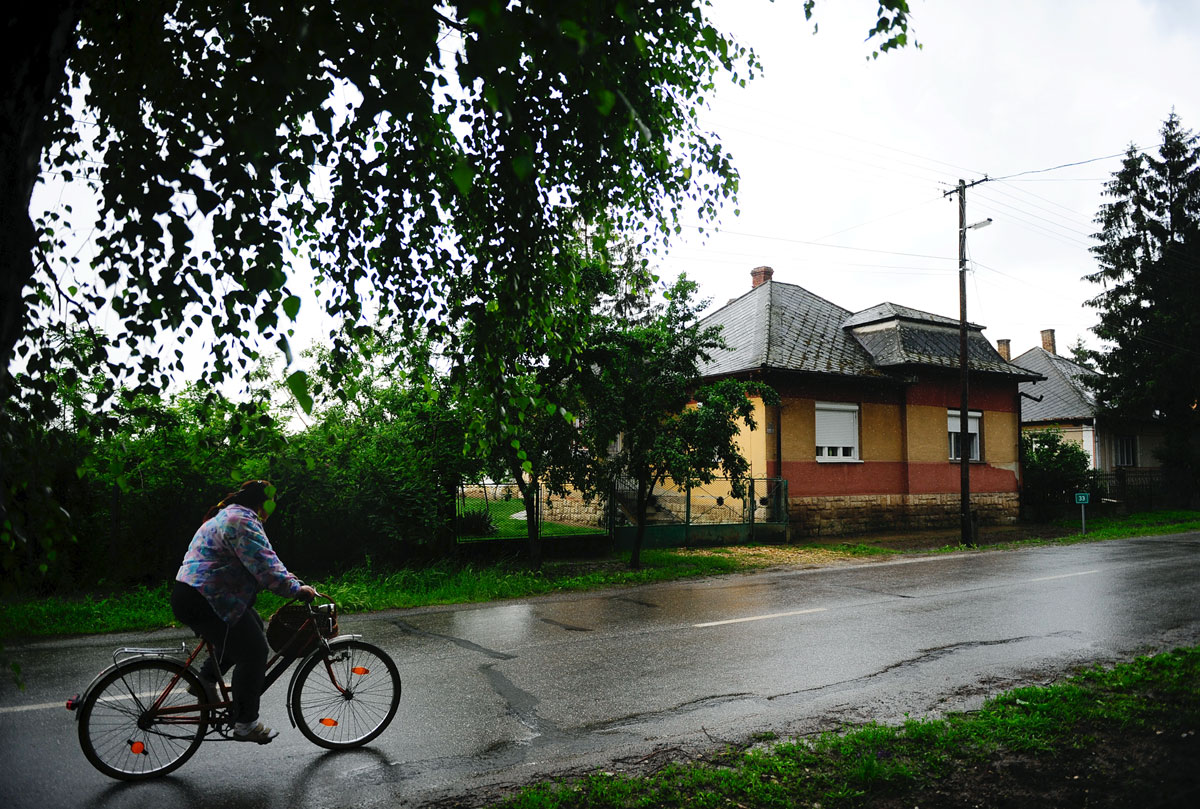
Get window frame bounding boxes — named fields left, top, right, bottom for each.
left=815, top=401, right=861, bottom=463
left=948, top=409, right=982, bottom=462
left=1114, top=435, right=1137, bottom=467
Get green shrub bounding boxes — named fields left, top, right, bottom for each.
left=1021, top=429, right=1091, bottom=521
left=458, top=509, right=498, bottom=537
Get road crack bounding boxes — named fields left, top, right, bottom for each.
left=768, top=631, right=1083, bottom=700
left=392, top=620, right=516, bottom=660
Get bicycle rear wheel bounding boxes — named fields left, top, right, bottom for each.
left=77, top=659, right=209, bottom=780
left=292, top=639, right=401, bottom=749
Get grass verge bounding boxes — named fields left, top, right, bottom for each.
left=493, top=647, right=1200, bottom=809
left=2, top=510, right=1197, bottom=640
left=1016, top=509, right=1200, bottom=544
left=0, top=549, right=748, bottom=640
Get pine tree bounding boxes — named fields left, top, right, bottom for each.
left=1085, top=112, right=1200, bottom=481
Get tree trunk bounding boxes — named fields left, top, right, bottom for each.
left=522, top=483, right=541, bottom=570
left=511, top=468, right=542, bottom=570
left=1, top=1, right=80, bottom=368
left=630, top=479, right=649, bottom=570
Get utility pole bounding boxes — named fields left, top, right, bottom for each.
left=947, top=177, right=990, bottom=546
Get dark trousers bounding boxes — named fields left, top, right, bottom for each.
left=171, top=580, right=267, bottom=724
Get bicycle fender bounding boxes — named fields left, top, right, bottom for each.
left=283, top=634, right=363, bottom=729
left=70, top=655, right=193, bottom=722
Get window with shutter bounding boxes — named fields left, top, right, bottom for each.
left=815, top=402, right=860, bottom=462
left=948, top=410, right=981, bottom=461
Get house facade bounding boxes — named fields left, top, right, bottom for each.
left=1002, top=330, right=1165, bottom=472
left=699, top=267, right=1041, bottom=536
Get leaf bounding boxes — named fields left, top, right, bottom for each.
left=196, top=188, right=221, bottom=215
left=559, top=19, right=587, bottom=52
left=595, top=89, right=616, bottom=116
left=450, top=159, right=474, bottom=197
left=512, top=154, right=534, bottom=181
left=283, top=295, right=302, bottom=320
left=286, top=370, right=314, bottom=414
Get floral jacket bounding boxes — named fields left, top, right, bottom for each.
left=176, top=504, right=303, bottom=623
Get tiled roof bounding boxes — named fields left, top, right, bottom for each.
left=842, top=302, right=969, bottom=330
left=699, top=281, right=880, bottom=378
left=699, top=280, right=1040, bottom=381
left=850, top=320, right=1028, bottom=376
left=1013, top=347, right=1097, bottom=422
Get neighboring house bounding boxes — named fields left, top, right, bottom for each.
left=697, top=266, right=1042, bottom=536
left=1002, top=330, right=1164, bottom=472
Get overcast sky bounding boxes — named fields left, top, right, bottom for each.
left=27, top=1, right=1199, bottom=383
left=664, top=0, right=1200, bottom=360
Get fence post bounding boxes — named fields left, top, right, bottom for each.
left=748, top=478, right=756, bottom=542
left=684, top=483, right=691, bottom=546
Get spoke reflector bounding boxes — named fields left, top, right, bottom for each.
left=130, top=741, right=145, bottom=755
left=320, top=718, right=338, bottom=727
left=351, top=666, right=369, bottom=675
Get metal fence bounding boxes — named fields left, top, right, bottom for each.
left=1090, top=468, right=1195, bottom=513
left=456, top=482, right=608, bottom=542
left=457, top=477, right=789, bottom=547
left=611, top=477, right=788, bottom=549
left=612, top=477, right=787, bottom=526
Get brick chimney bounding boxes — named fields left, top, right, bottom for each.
left=751, top=265, right=774, bottom=289
left=996, top=339, right=1011, bottom=362
left=1041, top=329, right=1057, bottom=355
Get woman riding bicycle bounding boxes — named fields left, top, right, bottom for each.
left=171, top=479, right=316, bottom=744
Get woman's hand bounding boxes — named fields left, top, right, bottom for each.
left=296, top=584, right=318, bottom=602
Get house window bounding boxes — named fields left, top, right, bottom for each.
left=1114, top=436, right=1137, bottom=467
left=816, top=402, right=859, bottom=461
left=948, top=410, right=981, bottom=461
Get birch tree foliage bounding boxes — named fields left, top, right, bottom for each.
left=1, top=1, right=914, bottom=571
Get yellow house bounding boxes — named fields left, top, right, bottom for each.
left=699, top=267, right=1042, bottom=536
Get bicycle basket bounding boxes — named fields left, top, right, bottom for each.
left=266, top=602, right=338, bottom=657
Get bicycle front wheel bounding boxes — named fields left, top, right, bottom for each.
left=77, top=659, right=209, bottom=780
left=292, top=639, right=401, bottom=749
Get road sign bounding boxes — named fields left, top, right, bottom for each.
left=1075, top=492, right=1090, bottom=505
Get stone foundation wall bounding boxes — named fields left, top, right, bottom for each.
left=542, top=493, right=607, bottom=528
left=788, top=492, right=1019, bottom=537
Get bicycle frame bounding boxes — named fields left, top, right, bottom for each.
left=68, top=602, right=356, bottom=738
left=70, top=594, right=401, bottom=781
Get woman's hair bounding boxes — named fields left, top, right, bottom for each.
left=202, top=479, right=272, bottom=523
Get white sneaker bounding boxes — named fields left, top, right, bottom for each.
left=233, top=722, right=278, bottom=744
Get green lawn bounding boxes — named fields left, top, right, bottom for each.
left=457, top=495, right=605, bottom=540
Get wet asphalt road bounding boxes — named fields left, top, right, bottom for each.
left=2, top=533, right=1198, bottom=809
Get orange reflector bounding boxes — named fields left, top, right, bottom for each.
left=130, top=741, right=145, bottom=755
left=319, top=718, right=338, bottom=727
left=351, top=666, right=369, bottom=675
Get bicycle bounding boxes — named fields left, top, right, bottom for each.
left=66, top=594, right=401, bottom=781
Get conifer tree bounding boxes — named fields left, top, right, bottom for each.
left=1085, top=112, right=1200, bottom=482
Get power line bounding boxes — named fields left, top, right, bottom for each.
left=985, top=181, right=1095, bottom=229
left=679, top=223, right=955, bottom=262
left=989, top=149, right=1145, bottom=182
